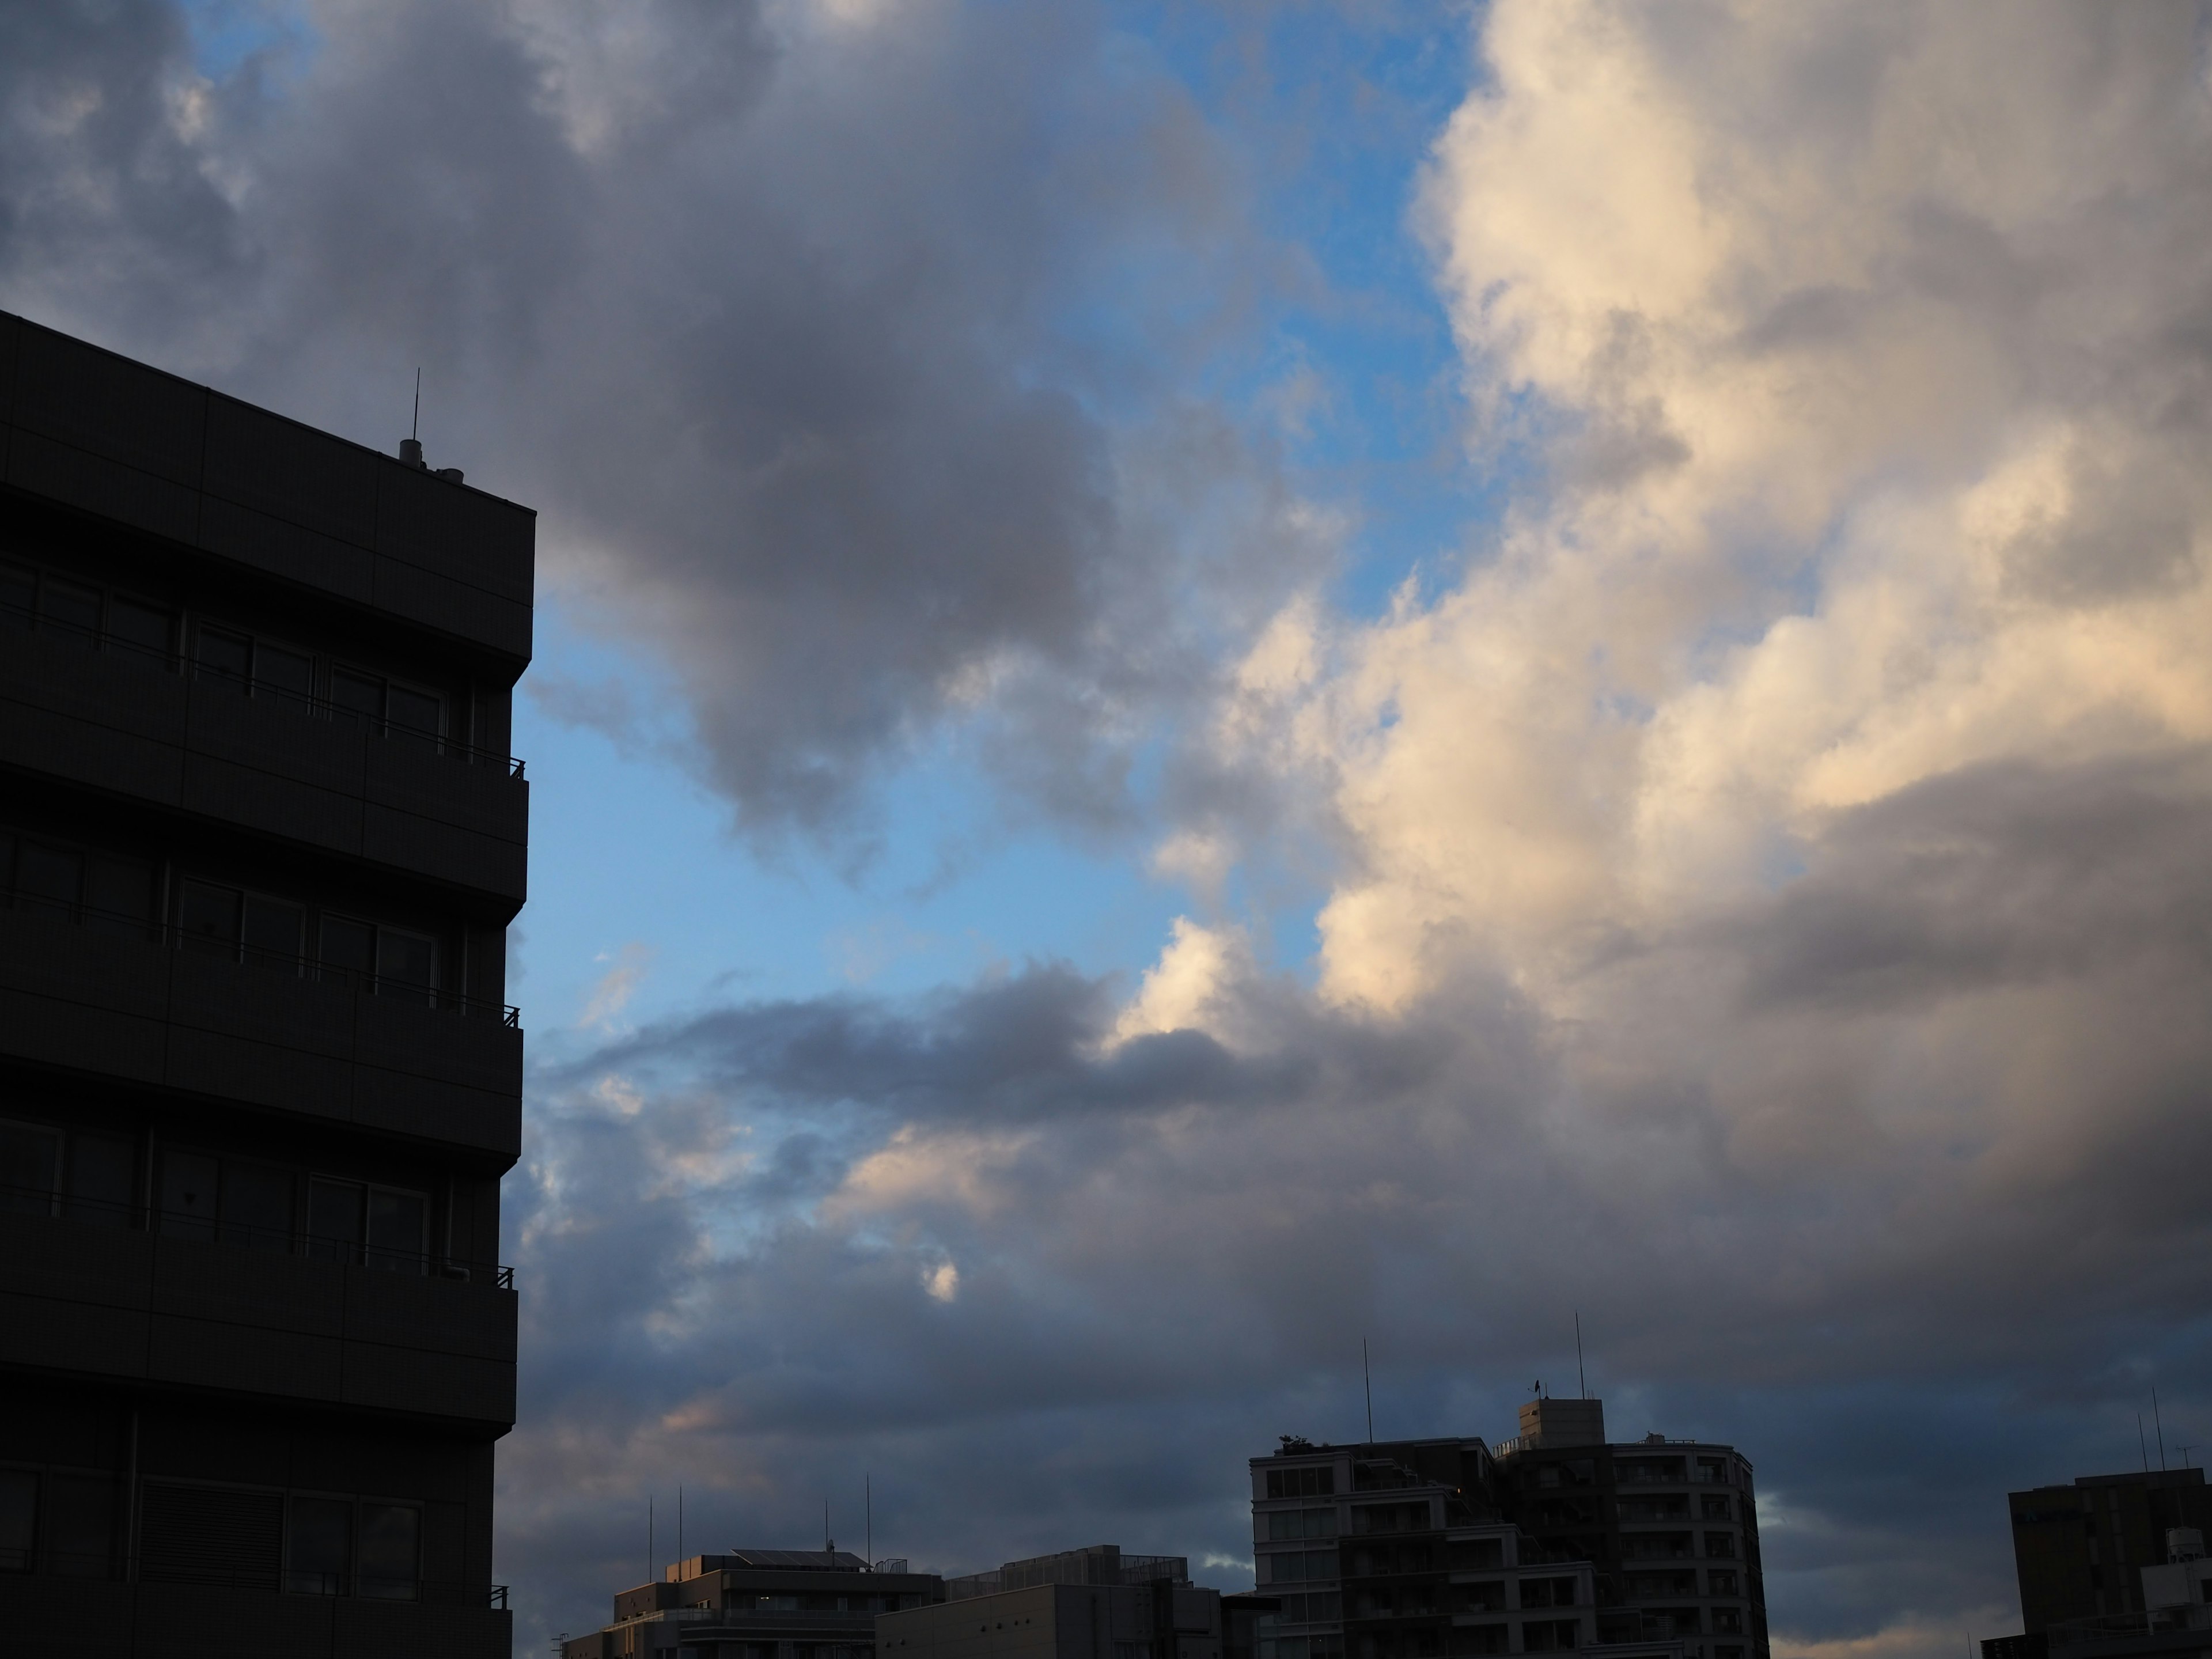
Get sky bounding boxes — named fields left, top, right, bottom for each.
left=6, top=1, right=2212, bottom=1654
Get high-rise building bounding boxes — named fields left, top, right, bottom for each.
left=1491, top=1400, right=1767, bottom=1659
left=2003, top=1468, right=2212, bottom=1631
left=0, top=311, right=532, bottom=1657
left=1247, top=1400, right=1767, bottom=1659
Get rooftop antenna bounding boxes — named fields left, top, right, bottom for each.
left=400, top=369, right=426, bottom=468
left=824, top=1498, right=832, bottom=1555
left=2181, top=1444, right=2197, bottom=1469
left=678, top=1485, right=684, bottom=1568
left=1363, top=1338, right=1374, bottom=1444
left=865, top=1475, right=873, bottom=1570
left=2139, top=1415, right=2152, bottom=1475
left=2154, top=1387, right=2168, bottom=1472
left=1575, top=1312, right=1588, bottom=1399
left=648, top=1494, right=655, bottom=1585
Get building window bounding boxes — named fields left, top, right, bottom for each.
left=1707, top=1570, right=1739, bottom=1596
left=1271, top=1508, right=1339, bottom=1541
left=287, top=1497, right=353, bottom=1595
left=1268, top=1467, right=1338, bottom=1500
left=307, top=1177, right=428, bottom=1272
left=1704, top=1533, right=1736, bottom=1560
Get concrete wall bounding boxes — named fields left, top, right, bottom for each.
left=0, top=907, right=522, bottom=1158
left=0, top=312, right=534, bottom=666
left=0, top=627, right=528, bottom=906
left=0, top=1209, right=517, bottom=1426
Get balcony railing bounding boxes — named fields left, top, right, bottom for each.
left=0, top=1180, right=516, bottom=1289
left=2, top=597, right=526, bottom=777
left=3, top=895, right=520, bottom=1027
left=0, top=1550, right=507, bottom=1607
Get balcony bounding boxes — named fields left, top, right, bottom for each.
left=0, top=903, right=521, bottom=1158
left=0, top=620, right=527, bottom=907
left=0, top=1571, right=510, bottom=1659
left=0, top=1202, right=516, bottom=1426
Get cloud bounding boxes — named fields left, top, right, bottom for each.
left=578, top=944, right=655, bottom=1032
left=14, top=6, right=2212, bottom=1659
left=0, top=0, right=1334, bottom=842
left=495, top=7, right=2212, bottom=1656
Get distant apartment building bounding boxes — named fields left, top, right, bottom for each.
left=1248, top=1399, right=1766, bottom=1659
left=2006, top=1469, right=2212, bottom=1630
left=1983, top=1468, right=2212, bottom=1659
left=0, top=313, right=531, bottom=1655
left=1493, top=1399, right=1767, bottom=1659
left=880, top=1544, right=1234, bottom=1659
left=562, top=1548, right=946, bottom=1659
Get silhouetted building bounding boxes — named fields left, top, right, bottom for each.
left=0, top=311, right=532, bottom=1656
left=1493, top=1399, right=1768, bottom=1659
left=563, top=1548, right=945, bottom=1659
left=1249, top=1433, right=1597, bottom=1659
left=2006, top=1469, right=2212, bottom=1630
left=881, top=1546, right=1221, bottom=1659
left=1248, top=1401, right=1767, bottom=1659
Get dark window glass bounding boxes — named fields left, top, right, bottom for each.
left=43, top=1475, right=112, bottom=1578
left=242, top=895, right=304, bottom=972
left=378, top=929, right=437, bottom=1003
left=66, top=1135, right=135, bottom=1229
left=224, top=1163, right=293, bottom=1252
left=107, top=596, right=173, bottom=661
left=159, top=1151, right=219, bottom=1242
left=366, top=1189, right=426, bottom=1273
left=256, top=644, right=314, bottom=709
left=388, top=684, right=441, bottom=745
left=194, top=627, right=252, bottom=692
left=286, top=1497, right=351, bottom=1596
left=0, top=1469, right=32, bottom=1571
left=17, top=843, right=83, bottom=918
left=85, top=855, right=153, bottom=936
left=179, top=881, right=243, bottom=958
left=0, top=1121, right=60, bottom=1217
left=358, top=1503, right=419, bottom=1600
left=320, top=916, right=376, bottom=990
left=330, top=667, right=384, bottom=727
left=0, top=564, right=31, bottom=627
left=39, top=579, right=100, bottom=642
left=307, top=1179, right=364, bottom=1265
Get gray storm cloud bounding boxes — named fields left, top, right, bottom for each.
left=8, top=5, right=2212, bottom=1659
left=0, top=0, right=1325, bottom=835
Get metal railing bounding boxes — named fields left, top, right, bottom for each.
left=0, top=1181, right=515, bottom=1288
left=1, top=896, right=520, bottom=1027
left=2, top=1548, right=505, bottom=1607
left=2, top=597, right=525, bottom=777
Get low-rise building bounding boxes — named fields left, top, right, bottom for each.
left=561, top=1548, right=944, bottom=1659
left=878, top=1544, right=1224, bottom=1659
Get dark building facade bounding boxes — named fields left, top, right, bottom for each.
left=2005, top=1469, right=2212, bottom=1631
left=1248, top=1401, right=1766, bottom=1659
left=0, top=312, right=531, bottom=1656
left=885, top=1545, right=1224, bottom=1659
left=563, top=1548, right=945, bottom=1659
left=1492, top=1400, right=1767, bottom=1659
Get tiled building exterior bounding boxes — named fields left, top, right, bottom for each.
left=0, top=311, right=531, bottom=1657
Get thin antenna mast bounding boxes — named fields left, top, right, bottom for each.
left=2154, top=1387, right=2168, bottom=1471
left=866, top=1475, right=873, bottom=1569
left=2139, top=1415, right=2152, bottom=1475
left=678, top=1485, right=684, bottom=1568
left=412, top=369, right=422, bottom=441
left=824, top=1499, right=831, bottom=1554
left=1363, top=1339, right=1374, bottom=1444
left=1575, top=1312, right=1587, bottom=1399
left=648, top=1494, right=654, bottom=1585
